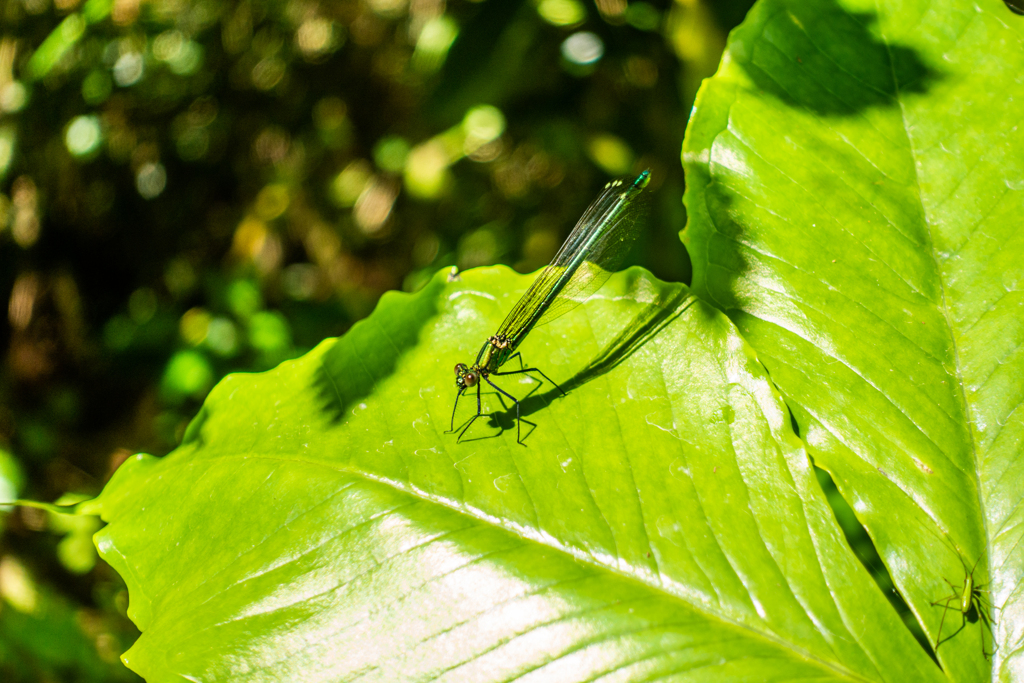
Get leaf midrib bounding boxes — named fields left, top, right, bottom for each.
left=876, top=0, right=988, bottom=557
left=137, top=448, right=878, bottom=683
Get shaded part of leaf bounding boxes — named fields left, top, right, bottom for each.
left=732, top=0, right=941, bottom=117
left=316, top=273, right=444, bottom=425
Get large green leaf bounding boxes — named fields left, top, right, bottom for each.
left=88, top=267, right=937, bottom=681
left=682, top=0, right=1023, bottom=680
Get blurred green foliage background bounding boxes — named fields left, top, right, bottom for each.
left=0, top=0, right=759, bottom=678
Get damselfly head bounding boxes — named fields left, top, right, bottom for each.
left=454, top=363, right=479, bottom=389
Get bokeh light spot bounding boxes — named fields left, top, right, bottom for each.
left=373, top=136, right=410, bottom=173
left=595, top=0, right=627, bottom=21
left=65, top=115, right=103, bottom=158
left=136, top=162, right=167, bottom=199
left=282, top=264, right=320, bottom=300
left=412, top=16, right=458, bottom=73
left=180, top=307, right=212, bottom=345
left=232, top=217, right=268, bottom=260
left=205, top=317, right=239, bottom=357
left=0, top=82, right=27, bottom=113
left=254, top=184, right=290, bottom=221
left=128, top=287, right=158, bottom=324
left=297, top=18, right=339, bottom=60
left=252, top=57, right=286, bottom=90
left=626, top=2, right=661, bottom=31
left=0, top=556, right=38, bottom=614
left=537, top=0, right=586, bottom=26
left=8, top=273, right=38, bottom=332
left=462, top=105, right=505, bottom=156
left=411, top=232, right=440, bottom=266
left=152, top=30, right=184, bottom=62
left=81, top=70, right=112, bottom=105
left=354, top=177, right=398, bottom=236
left=561, top=32, right=604, bottom=65
left=104, top=315, right=135, bottom=350
left=367, top=0, right=407, bottom=19
left=164, top=258, right=197, bottom=295
left=227, top=279, right=263, bottom=319
left=331, top=160, right=372, bottom=207
left=113, top=52, right=144, bottom=86
left=248, top=311, right=291, bottom=355
left=176, top=127, right=210, bottom=161
left=252, top=126, right=290, bottom=165
left=167, top=41, right=203, bottom=76
left=458, top=224, right=504, bottom=269
left=0, top=127, right=13, bottom=179
left=313, top=97, right=347, bottom=130
left=587, top=133, right=634, bottom=175
left=404, top=140, right=450, bottom=199
left=57, top=531, right=98, bottom=575
left=11, top=176, right=40, bottom=247
left=161, top=350, right=214, bottom=402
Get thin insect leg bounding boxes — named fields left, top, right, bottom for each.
left=976, top=590, right=996, bottom=658
left=484, top=376, right=523, bottom=444
left=447, top=386, right=466, bottom=433
left=492, top=366, right=565, bottom=396
left=505, top=352, right=525, bottom=371
left=522, top=367, right=565, bottom=396
left=932, top=597, right=955, bottom=649
left=978, top=605, right=994, bottom=659
left=490, top=367, right=546, bottom=398
left=456, top=383, right=483, bottom=442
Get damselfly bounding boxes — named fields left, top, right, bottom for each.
left=448, top=169, right=652, bottom=444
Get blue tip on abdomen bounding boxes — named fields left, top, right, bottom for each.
left=634, top=169, right=652, bottom=190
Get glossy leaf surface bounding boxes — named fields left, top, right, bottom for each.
left=89, top=268, right=936, bottom=682
left=682, top=0, right=1023, bottom=679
